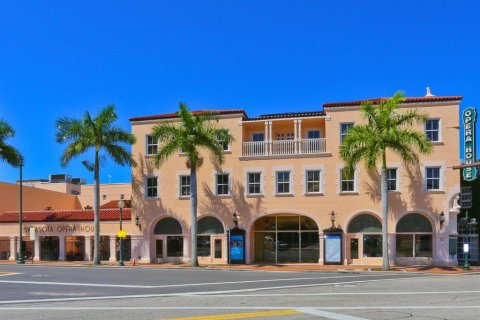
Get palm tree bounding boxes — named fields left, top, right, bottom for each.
left=152, top=103, right=234, bottom=267
left=56, top=105, right=136, bottom=265
left=339, top=91, right=432, bottom=271
left=0, top=119, right=23, bottom=167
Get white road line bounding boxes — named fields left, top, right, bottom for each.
left=0, top=273, right=393, bottom=289
left=297, top=307, right=369, bottom=320
left=1, top=306, right=480, bottom=310
left=201, top=290, right=480, bottom=297
left=0, top=275, right=441, bottom=305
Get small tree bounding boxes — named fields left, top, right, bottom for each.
left=340, top=91, right=432, bottom=270
left=0, top=119, right=23, bottom=167
left=152, top=103, right=233, bottom=267
left=56, top=105, right=136, bottom=265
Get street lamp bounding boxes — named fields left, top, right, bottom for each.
left=330, top=211, right=336, bottom=229
left=439, top=212, right=445, bottom=229
left=118, top=200, right=125, bottom=266
left=460, top=211, right=478, bottom=270
left=233, top=211, right=238, bottom=228
left=17, top=161, right=24, bottom=264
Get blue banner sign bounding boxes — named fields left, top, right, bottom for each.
left=230, top=234, right=244, bottom=262
left=463, top=107, right=477, bottom=181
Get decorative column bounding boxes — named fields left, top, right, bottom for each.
left=294, top=120, right=298, bottom=154
left=318, top=233, right=324, bottom=265
left=33, top=236, right=40, bottom=261
left=9, top=236, right=17, bottom=261
left=264, top=121, right=269, bottom=156
left=109, top=236, right=117, bottom=262
left=58, top=235, right=66, bottom=261
left=297, top=119, right=302, bottom=154
left=84, top=236, right=91, bottom=261
left=268, top=121, right=273, bottom=155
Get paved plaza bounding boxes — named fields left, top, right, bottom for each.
left=0, top=264, right=479, bottom=319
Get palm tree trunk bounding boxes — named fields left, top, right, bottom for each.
left=190, top=167, right=199, bottom=267
left=381, top=152, right=390, bottom=271
left=93, top=151, right=101, bottom=265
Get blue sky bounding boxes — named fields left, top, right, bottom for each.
left=0, top=1, right=478, bottom=184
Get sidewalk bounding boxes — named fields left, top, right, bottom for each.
left=1, top=259, right=479, bottom=274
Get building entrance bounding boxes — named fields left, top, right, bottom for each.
left=253, top=215, right=319, bottom=263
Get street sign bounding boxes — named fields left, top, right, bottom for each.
left=117, top=230, right=127, bottom=238
left=463, top=107, right=477, bottom=181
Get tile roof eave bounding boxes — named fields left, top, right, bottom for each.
left=323, top=96, right=463, bottom=108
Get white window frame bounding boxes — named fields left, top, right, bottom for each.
left=340, top=168, right=356, bottom=193
left=424, top=119, right=441, bottom=142
left=216, top=129, right=230, bottom=151
left=146, top=134, right=158, bottom=156
left=305, top=170, right=322, bottom=194
left=275, top=171, right=292, bottom=195
left=247, top=172, right=262, bottom=195
left=146, top=176, right=159, bottom=198
left=251, top=132, right=265, bottom=142
left=387, top=168, right=398, bottom=192
left=275, top=132, right=294, bottom=140
left=306, top=129, right=321, bottom=139
left=215, top=173, right=230, bottom=196
left=340, top=123, right=354, bottom=144
left=425, top=166, right=442, bottom=191
left=179, top=175, right=191, bottom=197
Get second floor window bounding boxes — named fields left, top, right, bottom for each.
left=252, top=133, right=265, bottom=142
left=276, top=171, right=291, bottom=194
left=146, top=177, right=158, bottom=198
left=216, top=173, right=230, bottom=195
left=307, top=130, right=320, bottom=139
left=387, top=168, right=397, bottom=191
left=247, top=172, right=261, bottom=195
left=425, top=167, right=441, bottom=191
left=340, top=169, right=355, bottom=192
left=179, top=175, right=190, bottom=197
left=276, top=132, right=294, bottom=140
left=146, top=135, right=158, bottom=155
left=340, top=123, right=354, bottom=143
left=425, top=119, right=440, bottom=142
left=216, top=130, right=229, bottom=151
left=306, top=170, right=321, bottom=193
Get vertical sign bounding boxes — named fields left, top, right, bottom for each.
left=463, top=107, right=477, bottom=181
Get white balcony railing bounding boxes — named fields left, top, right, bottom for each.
left=242, top=138, right=326, bottom=157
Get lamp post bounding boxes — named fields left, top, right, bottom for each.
left=330, top=211, right=336, bottom=229
left=17, top=161, right=24, bottom=264
left=118, top=200, right=124, bottom=266
left=460, top=211, right=478, bottom=270
left=439, top=212, right=445, bottom=230
left=233, top=211, right=238, bottom=228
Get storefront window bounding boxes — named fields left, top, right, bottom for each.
left=363, top=235, right=382, bottom=257
left=167, top=236, right=183, bottom=257
left=40, top=236, right=59, bottom=261
left=197, top=236, right=211, bottom=256
left=347, top=214, right=382, bottom=259
left=197, top=216, right=224, bottom=258
left=396, top=213, right=432, bottom=258
left=65, top=236, right=85, bottom=261
left=0, top=237, right=9, bottom=260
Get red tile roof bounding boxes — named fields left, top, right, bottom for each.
left=244, top=111, right=325, bottom=121
left=99, top=200, right=131, bottom=209
left=323, top=96, right=462, bottom=108
left=130, top=109, right=248, bottom=122
left=0, top=208, right=131, bottom=223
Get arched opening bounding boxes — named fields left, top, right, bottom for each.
left=197, top=216, right=225, bottom=259
left=253, top=214, right=319, bottom=263
left=396, top=213, right=433, bottom=258
left=153, top=217, right=183, bottom=259
left=347, top=214, right=382, bottom=259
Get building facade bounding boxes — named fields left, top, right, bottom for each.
left=129, top=95, right=462, bottom=266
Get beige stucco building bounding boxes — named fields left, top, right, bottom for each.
left=129, top=94, right=462, bottom=266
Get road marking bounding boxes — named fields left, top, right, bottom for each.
left=203, top=290, right=480, bottom=297
left=162, top=309, right=301, bottom=320
left=0, top=272, right=18, bottom=277
left=0, top=275, right=440, bottom=305
left=1, top=306, right=480, bottom=310
left=297, top=308, right=368, bottom=320
left=0, top=273, right=400, bottom=289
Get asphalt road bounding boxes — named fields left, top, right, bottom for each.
left=0, top=264, right=479, bottom=320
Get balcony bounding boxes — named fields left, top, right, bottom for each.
left=242, top=138, right=327, bottom=158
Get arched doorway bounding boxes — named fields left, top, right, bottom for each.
left=197, top=216, right=224, bottom=259
left=396, top=213, right=433, bottom=258
left=152, top=217, right=183, bottom=262
left=347, top=214, right=382, bottom=261
left=253, top=215, right=319, bottom=263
